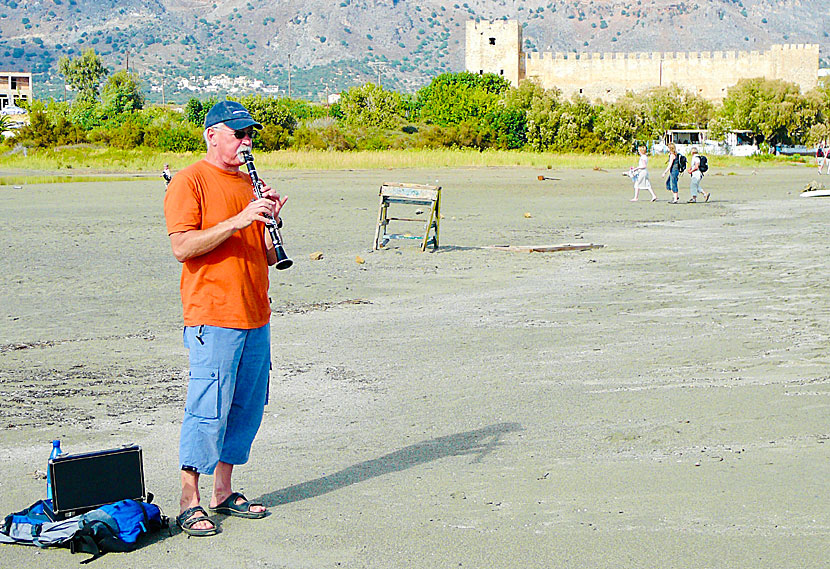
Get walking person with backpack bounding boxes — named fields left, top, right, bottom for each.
left=818, top=140, right=829, bottom=175
left=687, top=147, right=710, bottom=203
left=627, top=144, right=658, bottom=202
left=662, top=142, right=682, bottom=204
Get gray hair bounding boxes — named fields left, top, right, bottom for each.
left=203, top=122, right=225, bottom=149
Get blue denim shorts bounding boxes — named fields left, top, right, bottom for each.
left=666, top=169, right=679, bottom=194
left=179, top=324, right=270, bottom=475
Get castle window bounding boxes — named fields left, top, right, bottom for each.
left=579, top=89, right=583, bottom=94
left=479, top=70, right=483, bottom=75
left=499, top=70, right=504, bottom=75
left=489, top=37, right=496, bottom=45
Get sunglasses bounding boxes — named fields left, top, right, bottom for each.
left=218, top=126, right=257, bottom=139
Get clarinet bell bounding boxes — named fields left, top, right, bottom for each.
left=274, top=245, right=293, bottom=270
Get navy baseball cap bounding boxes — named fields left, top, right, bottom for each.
left=203, top=101, right=263, bottom=130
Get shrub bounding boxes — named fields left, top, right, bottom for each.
left=13, top=110, right=87, bottom=147
left=256, top=124, right=290, bottom=151
left=292, top=122, right=354, bottom=150
left=337, top=83, right=403, bottom=128
left=488, top=108, right=527, bottom=149
left=230, top=94, right=298, bottom=130
left=88, top=117, right=145, bottom=149
left=143, top=121, right=203, bottom=151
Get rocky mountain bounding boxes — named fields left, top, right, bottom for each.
left=2, top=0, right=827, bottom=102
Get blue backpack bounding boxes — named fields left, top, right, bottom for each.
left=1, top=498, right=167, bottom=562
left=71, top=499, right=167, bottom=560
left=0, top=499, right=81, bottom=548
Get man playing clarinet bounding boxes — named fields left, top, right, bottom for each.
left=163, top=100, right=286, bottom=537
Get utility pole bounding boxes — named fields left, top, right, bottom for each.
left=368, top=61, right=386, bottom=86
left=126, top=51, right=130, bottom=73
left=161, top=69, right=166, bottom=105
left=288, top=53, right=291, bottom=99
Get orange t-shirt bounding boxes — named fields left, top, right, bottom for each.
left=164, top=160, right=270, bottom=329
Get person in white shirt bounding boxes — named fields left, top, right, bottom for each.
left=687, top=147, right=710, bottom=203
left=627, top=145, right=658, bottom=202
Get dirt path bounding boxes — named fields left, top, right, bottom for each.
left=1, top=165, right=828, bottom=568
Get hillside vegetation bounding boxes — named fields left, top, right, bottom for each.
left=1, top=0, right=827, bottom=101
left=6, top=52, right=830, bottom=165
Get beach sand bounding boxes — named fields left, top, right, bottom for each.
left=1, top=165, right=828, bottom=568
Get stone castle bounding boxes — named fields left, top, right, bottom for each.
left=465, top=20, right=820, bottom=101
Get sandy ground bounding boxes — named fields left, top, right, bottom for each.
left=0, top=163, right=828, bottom=568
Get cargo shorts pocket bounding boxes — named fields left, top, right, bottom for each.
left=185, top=366, right=220, bottom=419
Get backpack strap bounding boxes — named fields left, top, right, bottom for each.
left=70, top=531, right=101, bottom=557
left=137, top=501, right=151, bottom=535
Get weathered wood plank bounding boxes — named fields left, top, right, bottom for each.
left=484, top=244, right=604, bottom=253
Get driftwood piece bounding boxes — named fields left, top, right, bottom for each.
left=484, top=243, right=604, bottom=253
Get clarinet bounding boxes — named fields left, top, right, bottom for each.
left=239, top=149, right=293, bottom=270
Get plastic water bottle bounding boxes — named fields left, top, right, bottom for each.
left=45, top=440, right=62, bottom=500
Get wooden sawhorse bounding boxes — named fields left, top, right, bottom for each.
left=373, top=183, right=441, bottom=251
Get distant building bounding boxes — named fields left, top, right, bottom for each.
left=0, top=72, right=32, bottom=109
left=466, top=20, right=820, bottom=101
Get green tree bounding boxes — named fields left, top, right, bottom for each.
left=58, top=48, right=109, bottom=103
left=552, top=97, right=598, bottom=151
left=713, top=78, right=820, bottom=145
left=606, top=85, right=714, bottom=144
left=806, top=122, right=830, bottom=145
left=522, top=82, right=564, bottom=151
left=593, top=98, right=645, bottom=152
left=13, top=110, right=86, bottom=147
left=257, top=123, right=291, bottom=151
left=502, top=79, right=558, bottom=114
left=186, top=96, right=218, bottom=128
left=184, top=98, right=203, bottom=126
left=416, top=72, right=510, bottom=126
left=232, top=94, right=298, bottom=130
left=101, top=70, right=145, bottom=115
left=488, top=108, right=527, bottom=149
left=68, top=97, right=104, bottom=130
left=337, top=83, right=402, bottom=128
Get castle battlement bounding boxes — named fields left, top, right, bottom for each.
left=528, top=45, right=815, bottom=63
left=466, top=20, right=820, bottom=101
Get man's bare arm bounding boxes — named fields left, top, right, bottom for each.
left=170, top=197, right=276, bottom=262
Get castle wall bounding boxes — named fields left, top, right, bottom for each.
left=467, top=21, right=820, bottom=101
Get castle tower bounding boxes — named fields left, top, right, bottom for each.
left=465, top=20, right=524, bottom=86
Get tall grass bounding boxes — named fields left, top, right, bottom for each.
left=0, top=144, right=808, bottom=174
left=0, top=145, right=201, bottom=173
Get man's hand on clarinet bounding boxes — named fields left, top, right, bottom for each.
left=233, top=197, right=277, bottom=231
left=259, top=183, right=287, bottom=219
left=232, top=184, right=287, bottom=231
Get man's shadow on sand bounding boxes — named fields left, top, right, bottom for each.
left=257, top=422, right=522, bottom=507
